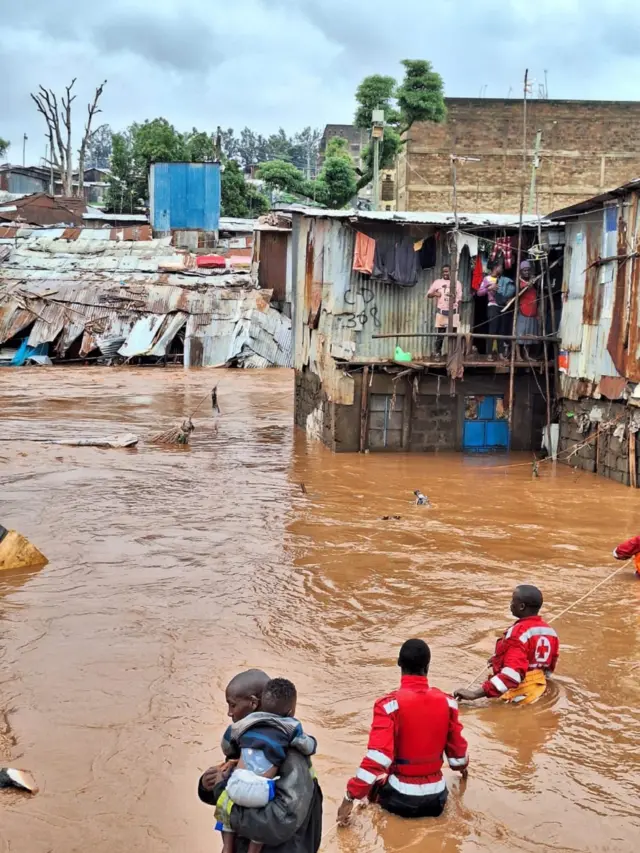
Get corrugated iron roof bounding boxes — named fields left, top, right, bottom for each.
left=287, top=207, right=554, bottom=229
left=549, top=178, right=640, bottom=220
left=0, top=230, right=291, bottom=368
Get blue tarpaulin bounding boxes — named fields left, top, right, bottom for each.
left=10, top=340, right=49, bottom=366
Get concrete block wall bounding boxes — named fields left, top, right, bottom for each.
left=559, top=399, right=636, bottom=486
left=296, top=366, right=546, bottom=453
left=403, top=98, right=640, bottom=213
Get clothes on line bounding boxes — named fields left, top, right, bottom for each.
left=373, top=233, right=419, bottom=286
left=471, top=254, right=485, bottom=291
left=353, top=231, right=376, bottom=275
left=456, top=233, right=478, bottom=266
left=491, top=236, right=513, bottom=268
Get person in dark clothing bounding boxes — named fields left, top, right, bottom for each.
left=199, top=670, right=323, bottom=853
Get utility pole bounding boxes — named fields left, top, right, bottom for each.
left=371, top=109, right=385, bottom=211
left=528, top=130, right=542, bottom=214
left=22, top=133, right=28, bottom=167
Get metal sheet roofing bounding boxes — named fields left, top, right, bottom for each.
left=287, top=207, right=554, bottom=229
left=0, top=230, right=291, bottom=368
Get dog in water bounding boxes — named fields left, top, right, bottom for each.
left=414, top=490, right=430, bottom=506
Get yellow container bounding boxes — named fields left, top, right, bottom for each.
left=0, top=530, right=48, bottom=572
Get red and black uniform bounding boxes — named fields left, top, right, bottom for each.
left=346, top=675, right=468, bottom=818
left=483, top=615, right=560, bottom=698
left=613, top=535, right=640, bottom=576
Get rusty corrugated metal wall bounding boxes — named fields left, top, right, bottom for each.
left=559, top=189, right=640, bottom=391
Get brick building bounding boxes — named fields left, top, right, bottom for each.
left=397, top=98, right=640, bottom=214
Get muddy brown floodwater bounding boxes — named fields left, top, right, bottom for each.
left=1, top=367, right=639, bottom=853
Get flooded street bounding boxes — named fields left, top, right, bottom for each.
left=1, top=367, right=639, bottom=853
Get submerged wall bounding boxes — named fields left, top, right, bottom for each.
left=559, top=399, right=639, bottom=486
left=296, top=370, right=546, bottom=454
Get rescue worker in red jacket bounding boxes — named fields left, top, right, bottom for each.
left=336, top=639, right=468, bottom=824
left=613, top=535, right=640, bottom=576
left=454, top=585, right=559, bottom=706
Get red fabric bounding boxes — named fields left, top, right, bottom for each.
left=519, top=280, right=537, bottom=317
left=471, top=254, right=484, bottom=291
left=353, top=232, right=376, bottom=275
left=346, top=675, right=468, bottom=801
left=613, top=535, right=640, bottom=560
left=197, top=255, right=226, bottom=268
left=483, top=615, right=560, bottom=698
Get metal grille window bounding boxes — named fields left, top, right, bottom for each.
left=368, top=394, right=404, bottom=449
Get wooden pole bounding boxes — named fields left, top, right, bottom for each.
left=507, top=68, right=529, bottom=439
left=629, top=431, right=637, bottom=488
left=537, top=190, right=552, bottom=453
left=360, top=366, right=369, bottom=452
left=447, top=155, right=459, bottom=356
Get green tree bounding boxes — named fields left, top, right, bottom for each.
left=87, top=124, right=112, bottom=169
left=290, top=126, right=321, bottom=177
left=265, top=128, right=293, bottom=162
left=354, top=59, right=446, bottom=191
left=0, top=137, right=9, bottom=160
left=185, top=128, right=217, bottom=162
left=131, top=118, right=187, bottom=169
left=257, top=139, right=356, bottom=209
left=221, top=159, right=269, bottom=218
left=256, top=159, right=305, bottom=195
left=396, top=60, right=446, bottom=131
left=354, top=75, right=399, bottom=129
left=104, top=131, right=140, bottom=213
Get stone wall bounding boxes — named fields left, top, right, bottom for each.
left=559, top=399, right=638, bottom=486
left=399, top=98, right=640, bottom=214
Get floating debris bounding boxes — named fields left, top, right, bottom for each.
left=414, top=490, right=430, bottom=506
left=0, top=768, right=38, bottom=794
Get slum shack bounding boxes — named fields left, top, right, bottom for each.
left=0, top=227, right=292, bottom=368
left=291, top=208, right=563, bottom=453
left=550, top=179, right=640, bottom=487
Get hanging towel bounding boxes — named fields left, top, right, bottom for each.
left=353, top=232, right=376, bottom=275
left=471, top=254, right=484, bottom=291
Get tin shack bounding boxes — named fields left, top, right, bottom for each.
left=291, top=208, right=563, bottom=453
left=551, top=179, right=640, bottom=486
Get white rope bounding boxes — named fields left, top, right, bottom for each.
left=465, top=562, right=629, bottom=687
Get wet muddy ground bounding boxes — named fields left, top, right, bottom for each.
left=1, top=367, right=639, bottom=853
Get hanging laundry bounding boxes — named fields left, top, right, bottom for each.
left=413, top=238, right=424, bottom=252
left=456, top=233, right=479, bottom=264
left=392, top=236, right=419, bottom=285
left=491, top=236, right=513, bottom=268
left=353, top=231, right=376, bottom=275
left=418, top=235, right=437, bottom=269
left=471, top=253, right=484, bottom=291
left=373, top=234, right=418, bottom=286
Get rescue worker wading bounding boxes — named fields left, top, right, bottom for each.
left=613, top=534, right=640, bottom=577
left=454, top=585, right=560, bottom=706
left=337, top=639, right=469, bottom=824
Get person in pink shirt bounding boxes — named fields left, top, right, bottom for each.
left=426, top=265, right=463, bottom=357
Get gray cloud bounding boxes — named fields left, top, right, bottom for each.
left=1, top=0, right=639, bottom=165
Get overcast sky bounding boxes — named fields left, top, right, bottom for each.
left=1, top=0, right=639, bottom=163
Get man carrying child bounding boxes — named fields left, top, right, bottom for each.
left=199, top=670, right=323, bottom=853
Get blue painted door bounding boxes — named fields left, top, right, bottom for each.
left=463, top=396, right=509, bottom=452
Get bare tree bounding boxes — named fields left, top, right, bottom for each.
left=31, top=78, right=106, bottom=198
left=77, top=81, right=107, bottom=197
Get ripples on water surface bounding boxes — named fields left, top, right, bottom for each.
left=0, top=367, right=639, bottom=852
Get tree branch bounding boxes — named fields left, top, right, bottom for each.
left=77, top=80, right=107, bottom=196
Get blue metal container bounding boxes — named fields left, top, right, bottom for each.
left=150, top=162, right=221, bottom=232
